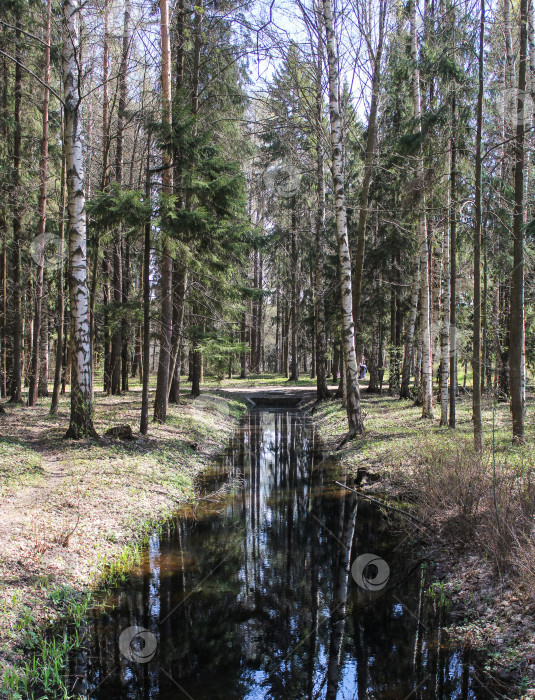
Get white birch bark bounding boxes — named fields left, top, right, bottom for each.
left=322, top=0, right=364, bottom=437
left=63, top=0, right=97, bottom=438
left=410, top=0, right=434, bottom=418
left=325, top=490, right=358, bottom=698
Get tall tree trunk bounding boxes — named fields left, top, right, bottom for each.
left=140, top=147, right=151, bottom=435
left=38, top=275, right=49, bottom=396
left=111, top=240, right=122, bottom=394
left=10, top=15, right=23, bottom=403
left=440, top=152, right=451, bottom=425
left=240, top=307, right=247, bottom=378
left=89, top=0, right=108, bottom=399
left=389, top=281, right=401, bottom=394
left=494, top=284, right=509, bottom=397
left=310, top=272, right=316, bottom=380
left=111, top=1, right=130, bottom=396
left=410, top=0, right=433, bottom=418
left=101, top=0, right=110, bottom=190
left=0, top=37, right=7, bottom=398
left=322, top=0, right=364, bottom=438
left=449, top=94, right=457, bottom=427
left=250, top=251, right=258, bottom=372
left=153, top=0, right=174, bottom=423
left=473, top=0, right=485, bottom=450
left=50, top=144, right=66, bottom=414
left=332, top=342, right=338, bottom=383
left=504, top=0, right=516, bottom=96
left=186, top=0, right=204, bottom=397
left=115, top=0, right=130, bottom=186
left=314, top=40, right=330, bottom=399
left=119, top=0, right=131, bottom=394
left=414, top=331, right=422, bottom=400
left=283, top=300, right=289, bottom=378
left=102, top=248, right=111, bottom=393
left=510, top=0, right=528, bottom=442
left=352, top=0, right=386, bottom=332
left=0, top=230, right=6, bottom=398
left=63, top=0, right=97, bottom=439
left=28, top=0, right=52, bottom=406
left=257, top=253, right=263, bottom=372
left=132, top=321, right=141, bottom=378
left=169, top=4, right=186, bottom=403
left=275, top=287, right=280, bottom=373
left=99, top=2, right=111, bottom=395
left=368, top=315, right=380, bottom=392
left=482, top=231, right=489, bottom=393
left=400, top=262, right=420, bottom=399
left=289, top=204, right=299, bottom=381
left=61, top=308, right=69, bottom=393
left=23, top=306, right=28, bottom=388
left=121, top=240, right=130, bottom=391
left=190, top=311, right=202, bottom=397
left=168, top=265, right=187, bottom=402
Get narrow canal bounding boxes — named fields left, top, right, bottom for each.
left=72, top=406, right=508, bottom=699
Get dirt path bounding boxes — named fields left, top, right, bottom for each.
left=0, top=388, right=247, bottom=687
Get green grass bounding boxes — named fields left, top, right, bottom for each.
left=0, top=382, right=248, bottom=700
left=315, top=382, right=534, bottom=470
left=1, top=586, right=91, bottom=700
left=0, top=438, right=43, bottom=496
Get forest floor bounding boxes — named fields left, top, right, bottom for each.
left=0, top=383, right=247, bottom=695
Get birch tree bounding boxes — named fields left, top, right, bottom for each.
left=314, top=60, right=331, bottom=400
left=63, top=0, right=97, bottom=439
left=410, top=0, right=433, bottom=418
left=351, top=0, right=387, bottom=333
left=322, top=0, right=364, bottom=438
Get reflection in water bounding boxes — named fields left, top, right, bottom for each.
left=73, top=409, right=507, bottom=699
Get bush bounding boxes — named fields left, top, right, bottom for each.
left=410, top=438, right=535, bottom=600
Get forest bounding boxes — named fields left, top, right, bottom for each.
left=0, top=0, right=534, bottom=696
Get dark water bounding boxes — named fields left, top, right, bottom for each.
left=71, top=408, right=509, bottom=699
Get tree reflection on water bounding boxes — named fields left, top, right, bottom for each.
left=76, top=409, right=506, bottom=699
